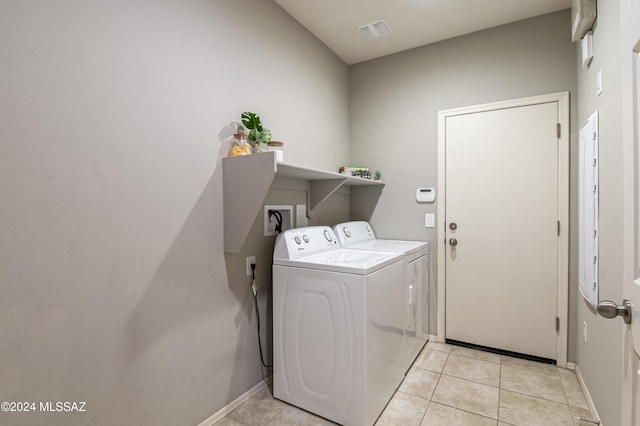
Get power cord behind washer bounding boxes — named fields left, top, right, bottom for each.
left=251, top=263, right=272, bottom=371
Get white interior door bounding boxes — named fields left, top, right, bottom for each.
left=619, top=0, right=640, bottom=424
left=444, top=101, right=560, bottom=360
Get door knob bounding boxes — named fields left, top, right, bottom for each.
left=449, top=222, right=457, bottom=230
left=449, top=238, right=458, bottom=247
left=597, top=299, right=632, bottom=324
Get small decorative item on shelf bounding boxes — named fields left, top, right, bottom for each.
left=374, top=170, right=382, bottom=180
left=228, top=124, right=252, bottom=157
left=241, top=111, right=271, bottom=153
left=358, top=170, right=371, bottom=179
left=267, top=141, right=284, bottom=162
left=339, top=166, right=371, bottom=179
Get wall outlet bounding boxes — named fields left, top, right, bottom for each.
left=583, top=321, right=588, bottom=344
left=246, top=256, right=255, bottom=276
left=264, top=205, right=293, bottom=236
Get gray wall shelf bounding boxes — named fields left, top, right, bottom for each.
left=222, top=151, right=385, bottom=253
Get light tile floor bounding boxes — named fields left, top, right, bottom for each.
left=215, top=341, right=598, bottom=426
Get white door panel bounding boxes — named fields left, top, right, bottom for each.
left=445, top=102, right=559, bottom=360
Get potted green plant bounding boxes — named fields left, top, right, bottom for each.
left=241, top=112, right=272, bottom=152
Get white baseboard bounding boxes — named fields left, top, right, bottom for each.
left=574, top=364, right=603, bottom=426
left=197, top=379, right=269, bottom=426
left=566, top=361, right=576, bottom=370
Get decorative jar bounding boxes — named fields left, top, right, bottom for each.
left=267, top=141, right=284, bottom=162
left=228, top=127, right=252, bottom=157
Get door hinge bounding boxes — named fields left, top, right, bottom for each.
left=556, top=317, right=560, bottom=332
left=557, top=220, right=560, bottom=236
left=557, top=123, right=561, bottom=138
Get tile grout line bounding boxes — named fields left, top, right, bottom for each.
left=500, top=363, right=575, bottom=406
left=500, top=387, right=576, bottom=407
left=433, top=349, right=502, bottom=423
left=427, top=400, right=500, bottom=423
left=418, top=400, right=430, bottom=425
left=419, top=348, right=448, bottom=424
left=557, top=365, right=581, bottom=426
left=438, top=371, right=500, bottom=389
left=376, top=345, right=442, bottom=425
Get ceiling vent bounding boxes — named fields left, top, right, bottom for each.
left=358, top=19, right=392, bottom=39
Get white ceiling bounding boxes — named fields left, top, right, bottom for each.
left=274, top=0, right=571, bottom=65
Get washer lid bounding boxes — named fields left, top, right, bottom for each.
left=347, top=239, right=429, bottom=256
left=273, top=248, right=403, bottom=274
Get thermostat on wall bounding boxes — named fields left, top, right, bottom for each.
left=416, top=188, right=435, bottom=203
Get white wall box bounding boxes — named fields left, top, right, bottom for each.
left=581, top=31, right=593, bottom=68
left=579, top=111, right=599, bottom=307
left=416, top=188, right=436, bottom=203
left=264, top=205, right=293, bottom=236
left=223, top=152, right=385, bottom=253
left=296, top=204, right=309, bottom=227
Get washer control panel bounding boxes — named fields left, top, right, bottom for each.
left=274, top=226, right=339, bottom=260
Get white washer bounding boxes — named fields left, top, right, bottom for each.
left=273, top=226, right=406, bottom=426
left=333, top=221, right=430, bottom=344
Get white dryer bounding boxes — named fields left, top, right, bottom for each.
left=273, top=226, right=406, bottom=426
left=333, top=221, right=430, bottom=344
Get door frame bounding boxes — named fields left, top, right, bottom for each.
left=436, top=92, right=570, bottom=367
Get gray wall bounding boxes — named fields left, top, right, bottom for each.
left=349, top=11, right=578, bottom=352
left=0, top=1, right=350, bottom=425
left=574, top=1, right=623, bottom=424
left=1, top=1, right=624, bottom=424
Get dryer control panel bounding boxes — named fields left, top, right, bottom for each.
left=333, top=221, right=376, bottom=246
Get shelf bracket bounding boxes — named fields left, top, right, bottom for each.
left=223, top=151, right=385, bottom=250
left=309, top=179, right=347, bottom=212
left=350, top=185, right=384, bottom=220
left=223, top=154, right=277, bottom=253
